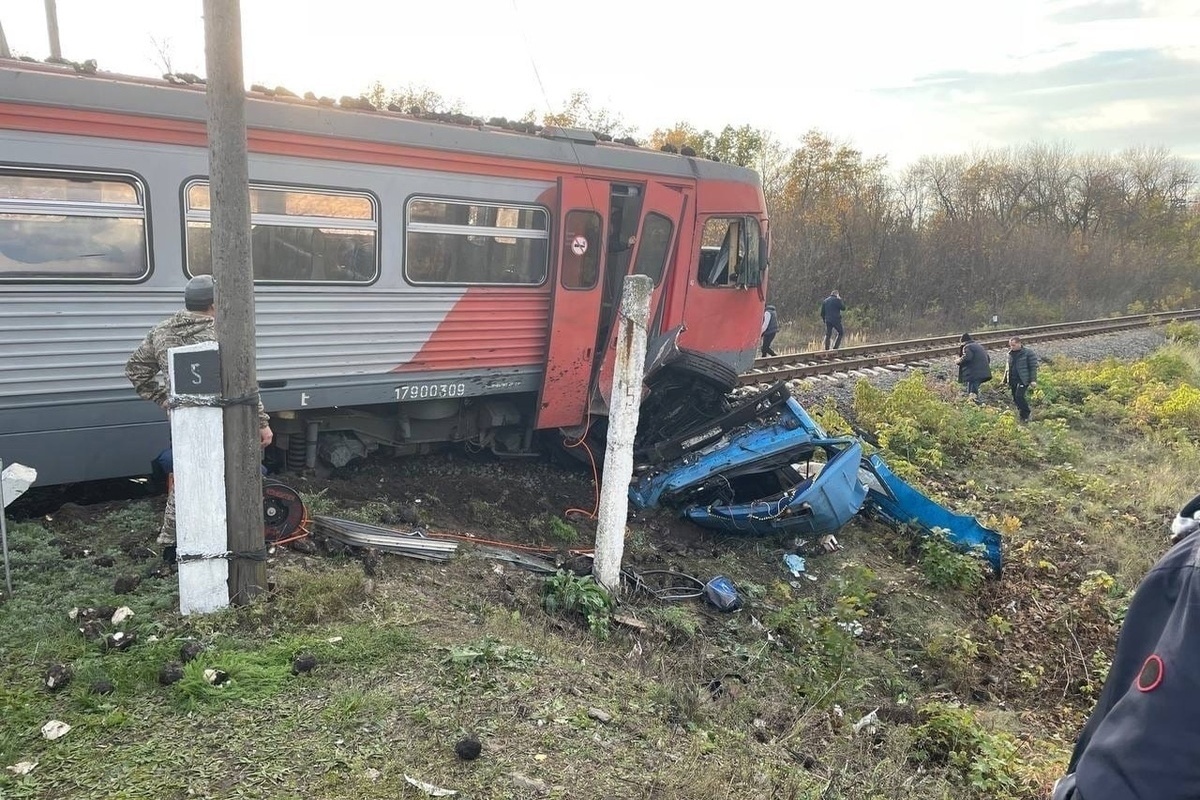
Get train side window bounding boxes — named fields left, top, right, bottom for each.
left=632, top=212, right=673, bottom=286
left=0, top=170, right=148, bottom=281
left=697, top=216, right=763, bottom=288
left=184, top=181, right=378, bottom=283
left=405, top=197, right=549, bottom=285
left=561, top=210, right=601, bottom=290
left=741, top=217, right=763, bottom=287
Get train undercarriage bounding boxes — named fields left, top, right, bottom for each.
left=257, top=351, right=1002, bottom=575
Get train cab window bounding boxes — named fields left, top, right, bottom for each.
left=184, top=181, right=378, bottom=283
left=632, top=212, right=673, bottom=286
left=405, top=198, right=548, bottom=285
left=561, top=210, right=601, bottom=290
left=698, top=216, right=763, bottom=288
left=0, top=170, right=148, bottom=281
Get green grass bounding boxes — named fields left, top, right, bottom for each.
left=5, top=342, right=1200, bottom=798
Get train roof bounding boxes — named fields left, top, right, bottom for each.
left=0, top=59, right=763, bottom=187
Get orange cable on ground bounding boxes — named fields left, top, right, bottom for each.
left=565, top=438, right=600, bottom=521
left=562, top=417, right=601, bottom=520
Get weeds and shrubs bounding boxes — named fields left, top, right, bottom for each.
left=529, top=513, right=579, bottom=545
left=925, top=631, right=983, bottom=691
left=765, top=566, right=882, bottom=707
left=442, top=637, right=540, bottom=688
left=851, top=348, right=1200, bottom=480
left=812, top=397, right=856, bottom=436
left=1165, top=320, right=1200, bottom=345
left=852, top=375, right=1072, bottom=474
left=542, top=570, right=614, bottom=640
left=1037, top=349, right=1200, bottom=441
left=912, top=701, right=1024, bottom=798
left=767, top=597, right=860, bottom=706
left=270, top=566, right=368, bottom=626
left=651, top=605, right=701, bottom=640
left=919, top=529, right=987, bottom=592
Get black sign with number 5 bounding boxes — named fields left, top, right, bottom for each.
left=170, top=349, right=221, bottom=396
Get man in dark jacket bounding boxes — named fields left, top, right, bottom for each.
left=820, top=290, right=845, bottom=350
left=954, top=333, right=991, bottom=402
left=761, top=304, right=779, bottom=357
left=1003, top=336, right=1037, bottom=422
left=1051, top=503, right=1200, bottom=800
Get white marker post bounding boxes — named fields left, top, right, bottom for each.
left=168, top=341, right=230, bottom=614
left=593, top=275, right=654, bottom=593
left=2, top=460, right=37, bottom=597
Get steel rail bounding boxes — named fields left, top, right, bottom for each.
left=740, top=308, right=1200, bottom=386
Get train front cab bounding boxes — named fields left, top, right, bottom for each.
left=536, top=173, right=768, bottom=444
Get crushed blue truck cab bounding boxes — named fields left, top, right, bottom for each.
left=629, top=383, right=1002, bottom=575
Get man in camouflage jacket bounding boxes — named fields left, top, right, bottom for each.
left=124, top=275, right=272, bottom=554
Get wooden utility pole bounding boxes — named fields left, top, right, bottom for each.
left=203, top=0, right=265, bottom=604
left=43, top=0, right=60, bottom=59
left=1, top=18, right=12, bottom=59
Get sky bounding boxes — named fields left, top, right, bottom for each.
left=2, top=0, right=1199, bottom=168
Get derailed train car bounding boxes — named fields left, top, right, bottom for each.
left=0, top=60, right=769, bottom=487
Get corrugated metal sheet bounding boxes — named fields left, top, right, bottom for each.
left=394, top=288, right=552, bottom=372
left=0, top=287, right=549, bottom=402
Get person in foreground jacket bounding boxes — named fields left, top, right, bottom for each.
left=1051, top=493, right=1200, bottom=800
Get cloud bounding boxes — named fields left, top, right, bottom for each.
left=882, top=48, right=1200, bottom=158
left=1047, top=0, right=1146, bottom=25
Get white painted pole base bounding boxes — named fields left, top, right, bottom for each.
left=168, top=342, right=230, bottom=615
left=1, top=459, right=32, bottom=596
left=2, top=462, right=37, bottom=509
left=593, top=275, right=654, bottom=594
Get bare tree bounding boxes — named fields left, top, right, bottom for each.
left=149, top=35, right=174, bottom=75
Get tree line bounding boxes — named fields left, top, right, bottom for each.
left=761, top=134, right=1199, bottom=333
left=364, top=83, right=1200, bottom=333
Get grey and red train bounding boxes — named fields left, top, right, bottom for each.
left=0, top=60, right=769, bottom=487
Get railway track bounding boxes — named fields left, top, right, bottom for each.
left=738, top=309, right=1200, bottom=386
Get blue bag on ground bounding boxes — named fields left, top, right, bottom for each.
left=703, top=576, right=743, bottom=611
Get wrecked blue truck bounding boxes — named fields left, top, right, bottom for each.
left=628, top=382, right=1002, bottom=576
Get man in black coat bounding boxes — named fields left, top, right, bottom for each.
left=1003, top=336, right=1038, bottom=422
left=820, top=290, right=845, bottom=350
left=955, top=333, right=992, bottom=402
left=1051, top=497, right=1200, bottom=800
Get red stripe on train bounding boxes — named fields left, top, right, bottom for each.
left=391, top=288, right=551, bottom=372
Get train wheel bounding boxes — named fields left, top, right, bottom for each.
left=669, top=350, right=739, bottom=392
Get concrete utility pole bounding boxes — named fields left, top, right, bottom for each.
left=593, top=275, right=654, bottom=593
left=203, top=0, right=265, bottom=605
left=43, top=0, right=61, bottom=59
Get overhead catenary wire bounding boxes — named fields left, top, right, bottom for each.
left=508, top=0, right=605, bottom=213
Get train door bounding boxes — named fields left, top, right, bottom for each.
left=535, top=177, right=610, bottom=429
left=593, top=180, right=688, bottom=408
